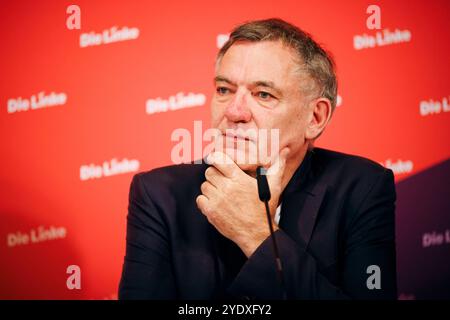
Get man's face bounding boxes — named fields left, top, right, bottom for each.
left=211, top=40, right=311, bottom=172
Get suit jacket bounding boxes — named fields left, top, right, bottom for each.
left=118, top=147, right=397, bottom=300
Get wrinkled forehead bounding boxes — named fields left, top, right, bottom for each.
left=215, top=41, right=302, bottom=87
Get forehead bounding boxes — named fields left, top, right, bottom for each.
left=216, top=41, right=300, bottom=86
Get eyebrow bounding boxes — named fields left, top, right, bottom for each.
left=214, top=76, right=283, bottom=96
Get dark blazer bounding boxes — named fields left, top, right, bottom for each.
left=118, top=147, right=397, bottom=300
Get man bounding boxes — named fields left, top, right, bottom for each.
left=118, top=18, right=397, bottom=299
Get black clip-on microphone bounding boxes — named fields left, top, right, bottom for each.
left=256, top=166, right=287, bottom=299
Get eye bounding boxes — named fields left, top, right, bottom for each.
left=216, top=86, right=230, bottom=95
left=255, top=91, right=275, bottom=100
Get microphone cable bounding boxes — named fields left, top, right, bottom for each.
left=256, top=166, right=287, bottom=299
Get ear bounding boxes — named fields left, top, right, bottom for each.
left=304, top=98, right=333, bottom=140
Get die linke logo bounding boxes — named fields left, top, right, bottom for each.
left=353, top=28, right=412, bottom=50
left=422, top=229, right=450, bottom=248
left=146, top=92, right=206, bottom=115
left=80, top=26, right=140, bottom=48
left=381, top=159, right=414, bottom=175
left=419, top=96, right=450, bottom=117
left=80, top=158, right=140, bottom=181
left=7, top=91, right=67, bottom=114
left=7, top=225, right=67, bottom=248
left=354, top=5, right=411, bottom=50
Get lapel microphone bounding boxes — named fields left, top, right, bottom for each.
left=256, top=166, right=287, bottom=299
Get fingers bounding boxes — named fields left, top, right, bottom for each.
left=206, top=151, right=240, bottom=179
left=200, top=181, right=216, bottom=198
left=196, top=194, right=210, bottom=216
left=204, top=166, right=225, bottom=188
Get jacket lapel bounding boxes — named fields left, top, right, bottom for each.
left=279, top=149, right=328, bottom=249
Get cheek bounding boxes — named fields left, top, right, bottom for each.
left=210, top=102, right=224, bottom=127
left=279, top=109, right=307, bottom=146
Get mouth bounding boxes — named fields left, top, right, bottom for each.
left=222, top=132, right=255, bottom=143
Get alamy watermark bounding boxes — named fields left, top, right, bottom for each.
left=171, top=121, right=281, bottom=172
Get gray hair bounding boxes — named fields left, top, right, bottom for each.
left=217, top=18, right=338, bottom=112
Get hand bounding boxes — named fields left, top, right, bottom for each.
left=196, top=148, right=290, bottom=257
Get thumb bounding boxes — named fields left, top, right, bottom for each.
left=266, top=147, right=290, bottom=188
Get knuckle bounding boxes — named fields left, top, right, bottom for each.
left=206, top=209, right=217, bottom=222
left=221, top=181, right=229, bottom=193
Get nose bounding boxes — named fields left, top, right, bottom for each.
left=224, top=91, right=252, bottom=123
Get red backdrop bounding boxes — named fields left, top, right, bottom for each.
left=0, top=0, right=449, bottom=299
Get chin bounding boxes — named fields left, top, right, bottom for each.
left=237, top=164, right=259, bottom=175
left=224, top=148, right=260, bottom=172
